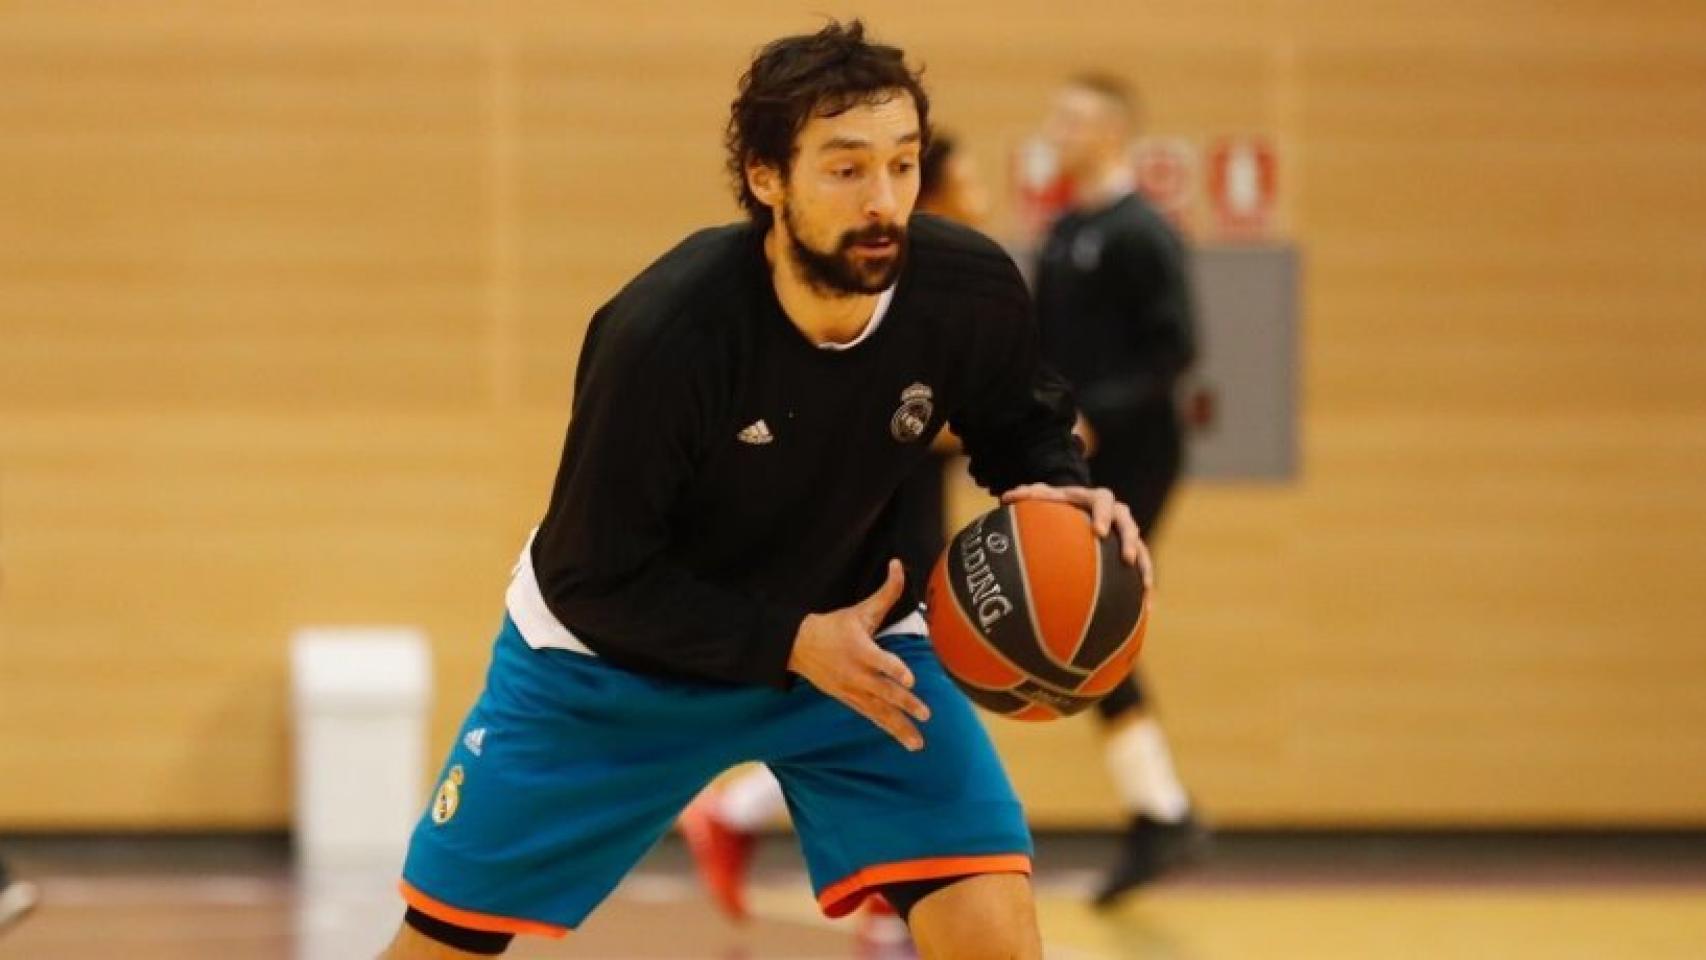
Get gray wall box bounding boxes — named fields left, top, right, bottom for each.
left=1185, top=245, right=1301, bottom=481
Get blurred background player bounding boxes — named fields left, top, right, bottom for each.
left=1035, top=73, right=1206, bottom=906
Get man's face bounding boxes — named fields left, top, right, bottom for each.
left=769, top=91, right=923, bottom=296
left=1045, top=85, right=1123, bottom=179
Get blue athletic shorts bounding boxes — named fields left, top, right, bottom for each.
left=399, top=615, right=1031, bottom=938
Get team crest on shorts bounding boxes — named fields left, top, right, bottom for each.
left=431, top=765, right=465, bottom=825
left=891, top=383, right=934, bottom=443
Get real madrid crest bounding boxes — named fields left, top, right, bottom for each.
left=431, top=764, right=464, bottom=825
left=891, top=383, right=934, bottom=443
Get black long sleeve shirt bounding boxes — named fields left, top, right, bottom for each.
left=527, top=215, right=1089, bottom=689
left=1034, top=193, right=1198, bottom=439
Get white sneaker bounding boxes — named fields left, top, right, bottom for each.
left=0, top=879, right=38, bottom=934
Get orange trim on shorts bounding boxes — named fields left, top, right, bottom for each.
left=816, top=854, right=1033, bottom=918
left=398, top=880, right=570, bottom=939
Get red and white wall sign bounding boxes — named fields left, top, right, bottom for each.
left=1205, top=136, right=1278, bottom=239
left=1010, top=133, right=1281, bottom=242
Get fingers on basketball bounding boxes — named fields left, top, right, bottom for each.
left=1089, top=489, right=1114, bottom=535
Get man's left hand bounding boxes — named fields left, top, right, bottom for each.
left=1000, top=484, right=1153, bottom=588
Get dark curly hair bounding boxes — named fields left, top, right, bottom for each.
left=725, top=20, right=930, bottom=225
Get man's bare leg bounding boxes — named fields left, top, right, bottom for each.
left=906, top=872, right=1042, bottom=960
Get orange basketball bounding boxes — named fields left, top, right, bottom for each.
left=925, top=499, right=1149, bottom=722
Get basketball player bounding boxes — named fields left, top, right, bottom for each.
left=382, top=22, right=1148, bottom=959
left=1035, top=74, right=1206, bottom=906
left=676, top=133, right=995, bottom=939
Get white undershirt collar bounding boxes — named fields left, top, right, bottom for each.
left=816, top=286, right=896, bottom=352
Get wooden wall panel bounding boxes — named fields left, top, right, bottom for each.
left=2, top=0, right=1704, bottom=828
left=0, top=40, right=489, bottom=413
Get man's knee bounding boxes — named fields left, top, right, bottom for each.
left=905, top=872, right=1041, bottom=960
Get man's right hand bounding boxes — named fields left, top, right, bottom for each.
left=787, top=559, right=931, bottom=752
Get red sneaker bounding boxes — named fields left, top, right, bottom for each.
left=678, top=790, right=756, bottom=923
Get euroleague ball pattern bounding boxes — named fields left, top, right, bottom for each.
left=925, top=500, right=1149, bottom=722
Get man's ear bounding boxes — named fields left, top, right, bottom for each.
left=747, top=160, right=784, bottom=211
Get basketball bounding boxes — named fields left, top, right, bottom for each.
left=925, top=499, right=1149, bottom=721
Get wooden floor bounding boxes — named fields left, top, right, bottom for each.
left=2, top=836, right=1704, bottom=959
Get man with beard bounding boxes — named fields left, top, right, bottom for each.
left=383, top=21, right=1149, bottom=959
left=674, top=133, right=999, bottom=948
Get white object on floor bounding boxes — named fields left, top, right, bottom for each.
left=291, top=627, right=432, bottom=871
left=0, top=878, right=38, bottom=932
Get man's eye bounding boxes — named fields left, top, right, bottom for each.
left=833, top=167, right=858, bottom=179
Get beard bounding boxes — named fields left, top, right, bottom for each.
left=781, top=200, right=907, bottom=297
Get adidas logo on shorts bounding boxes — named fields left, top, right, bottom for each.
left=463, top=727, right=486, bottom=757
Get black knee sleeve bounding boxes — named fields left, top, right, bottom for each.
left=403, top=907, right=515, bottom=955
left=878, top=874, right=977, bottom=922
left=1095, top=670, right=1146, bottom=722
